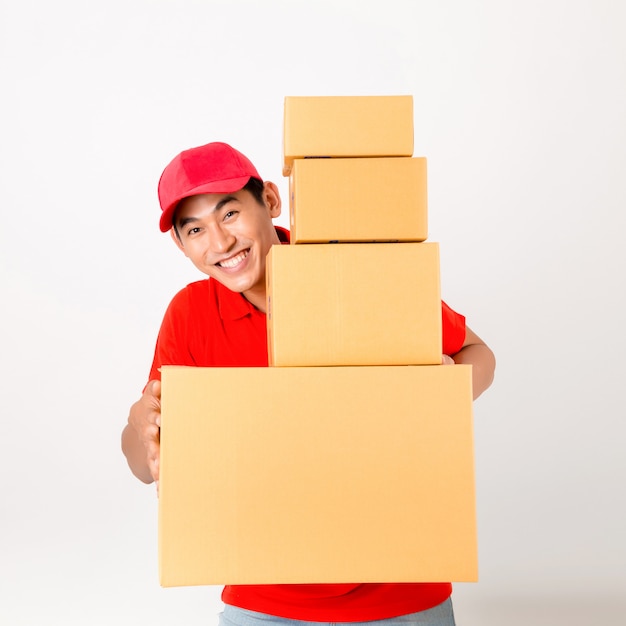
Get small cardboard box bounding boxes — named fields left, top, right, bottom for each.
left=266, top=242, right=442, bottom=366
left=283, top=95, right=414, bottom=175
left=158, top=364, right=477, bottom=586
left=289, top=157, right=428, bottom=243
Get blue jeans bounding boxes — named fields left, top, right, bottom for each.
left=218, top=599, right=456, bottom=626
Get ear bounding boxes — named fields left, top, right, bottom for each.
left=263, top=181, right=282, bottom=219
left=170, top=227, right=188, bottom=256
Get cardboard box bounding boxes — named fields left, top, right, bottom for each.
left=283, top=95, right=414, bottom=175
left=266, top=243, right=442, bottom=366
left=159, top=364, right=477, bottom=586
left=289, top=157, right=428, bottom=243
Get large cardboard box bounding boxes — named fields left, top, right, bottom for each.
left=283, top=95, right=414, bottom=175
left=158, top=364, right=477, bottom=586
left=266, top=242, right=442, bottom=366
left=289, top=157, right=428, bottom=243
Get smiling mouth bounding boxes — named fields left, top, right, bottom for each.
left=217, top=249, right=249, bottom=269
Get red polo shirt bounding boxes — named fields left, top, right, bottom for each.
left=147, top=231, right=467, bottom=622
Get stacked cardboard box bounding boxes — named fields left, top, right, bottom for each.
left=158, top=96, right=477, bottom=586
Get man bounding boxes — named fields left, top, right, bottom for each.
left=121, top=141, right=496, bottom=626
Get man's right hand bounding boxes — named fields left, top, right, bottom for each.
left=122, top=379, right=162, bottom=485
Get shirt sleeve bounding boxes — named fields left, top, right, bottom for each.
left=147, top=286, right=195, bottom=382
left=442, top=300, right=466, bottom=356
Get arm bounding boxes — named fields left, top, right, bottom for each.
left=444, top=325, right=496, bottom=400
left=121, top=379, right=162, bottom=485
left=121, top=285, right=193, bottom=485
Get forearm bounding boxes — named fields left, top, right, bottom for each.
left=452, top=342, right=496, bottom=400
left=121, top=423, right=154, bottom=484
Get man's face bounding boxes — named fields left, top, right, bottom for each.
left=171, top=183, right=282, bottom=311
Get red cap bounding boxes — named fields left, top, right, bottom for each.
left=157, top=142, right=262, bottom=232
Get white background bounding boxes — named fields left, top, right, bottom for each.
left=1, top=1, right=625, bottom=624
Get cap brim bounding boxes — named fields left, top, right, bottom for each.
left=159, top=175, right=253, bottom=232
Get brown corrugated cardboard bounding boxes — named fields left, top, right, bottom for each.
left=283, top=96, right=414, bottom=175
left=158, top=364, right=477, bottom=586
left=266, top=243, right=442, bottom=366
left=289, top=157, right=428, bottom=243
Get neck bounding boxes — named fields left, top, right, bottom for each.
left=243, top=287, right=267, bottom=313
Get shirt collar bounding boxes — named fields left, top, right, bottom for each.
left=216, top=280, right=258, bottom=320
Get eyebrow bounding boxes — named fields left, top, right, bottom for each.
left=177, top=195, right=238, bottom=229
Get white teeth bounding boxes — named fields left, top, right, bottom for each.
left=218, top=250, right=248, bottom=269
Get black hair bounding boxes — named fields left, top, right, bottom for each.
left=171, top=177, right=265, bottom=241
left=243, top=176, right=265, bottom=205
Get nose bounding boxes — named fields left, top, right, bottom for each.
left=209, top=223, right=236, bottom=254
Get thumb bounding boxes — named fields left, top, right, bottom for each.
left=146, top=379, right=162, bottom=399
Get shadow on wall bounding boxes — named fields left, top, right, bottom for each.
left=455, top=592, right=625, bottom=626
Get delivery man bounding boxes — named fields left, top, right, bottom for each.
left=121, top=141, right=496, bottom=626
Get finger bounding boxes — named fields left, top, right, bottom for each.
left=139, top=423, right=160, bottom=445
left=145, top=437, right=160, bottom=460
left=150, top=455, right=160, bottom=483
left=147, top=379, right=161, bottom=399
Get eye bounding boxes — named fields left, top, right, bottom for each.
left=223, top=210, right=238, bottom=221
left=187, top=226, right=201, bottom=236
